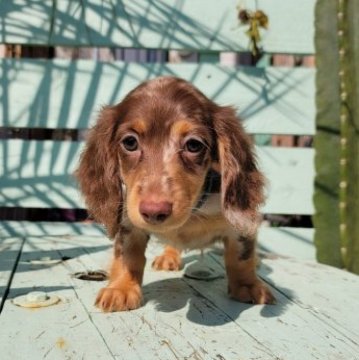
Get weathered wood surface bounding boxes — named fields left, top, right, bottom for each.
left=0, top=237, right=23, bottom=307
left=0, top=140, right=314, bottom=215
left=0, top=222, right=316, bottom=261
left=0, top=0, right=315, bottom=54
left=0, top=221, right=105, bottom=238
left=0, top=59, right=315, bottom=135
left=0, top=235, right=358, bottom=359
left=258, top=227, right=315, bottom=261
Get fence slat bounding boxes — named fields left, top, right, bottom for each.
left=0, top=140, right=314, bottom=215
left=0, top=0, right=315, bottom=54
left=0, top=59, right=315, bottom=135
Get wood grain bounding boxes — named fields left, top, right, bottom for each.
left=0, top=0, right=315, bottom=54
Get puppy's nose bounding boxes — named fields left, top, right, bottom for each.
left=139, top=201, right=172, bottom=224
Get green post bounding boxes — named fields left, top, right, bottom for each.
left=314, top=0, right=359, bottom=273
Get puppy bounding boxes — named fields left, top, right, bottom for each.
left=76, top=76, right=275, bottom=312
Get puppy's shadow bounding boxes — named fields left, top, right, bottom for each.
left=142, top=254, right=294, bottom=326
left=143, top=277, right=231, bottom=326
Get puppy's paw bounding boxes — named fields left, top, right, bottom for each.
left=152, top=254, right=182, bottom=271
left=95, top=284, right=142, bottom=312
left=229, top=280, right=276, bottom=305
left=152, top=253, right=181, bottom=271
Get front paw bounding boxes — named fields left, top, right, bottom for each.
left=229, top=280, right=276, bottom=305
left=95, top=284, right=142, bottom=312
left=152, top=253, right=182, bottom=271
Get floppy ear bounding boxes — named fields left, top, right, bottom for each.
left=76, top=106, right=122, bottom=239
left=212, top=105, right=265, bottom=237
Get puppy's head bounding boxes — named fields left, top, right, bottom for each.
left=77, top=77, right=264, bottom=237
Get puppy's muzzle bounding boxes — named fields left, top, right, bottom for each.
left=139, top=201, right=173, bottom=224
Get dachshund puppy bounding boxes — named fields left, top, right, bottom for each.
left=76, top=76, right=275, bottom=312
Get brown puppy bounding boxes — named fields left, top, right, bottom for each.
left=76, top=76, right=275, bottom=312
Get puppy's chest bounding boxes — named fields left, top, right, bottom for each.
left=155, top=195, right=233, bottom=249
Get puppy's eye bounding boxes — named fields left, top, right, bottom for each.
left=184, top=138, right=205, bottom=153
left=121, top=135, right=138, bottom=152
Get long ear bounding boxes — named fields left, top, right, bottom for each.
left=76, top=106, right=122, bottom=239
left=212, top=105, right=265, bottom=237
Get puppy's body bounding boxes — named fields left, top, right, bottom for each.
left=77, top=76, right=275, bottom=312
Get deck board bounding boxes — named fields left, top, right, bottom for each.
left=208, top=251, right=359, bottom=359
left=0, top=237, right=24, bottom=307
left=57, top=237, right=275, bottom=359
left=258, top=227, right=315, bottom=260
left=0, top=236, right=114, bottom=359
left=259, top=256, right=359, bottom=344
left=0, top=222, right=316, bottom=262
left=0, top=235, right=358, bottom=359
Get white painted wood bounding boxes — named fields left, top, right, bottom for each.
left=48, top=238, right=286, bottom=360
left=0, top=140, right=83, bottom=208
left=0, top=236, right=114, bottom=359
left=0, top=140, right=314, bottom=215
left=258, top=227, right=315, bottom=260
left=0, top=221, right=105, bottom=237
left=0, top=0, right=315, bottom=54
left=0, top=237, right=23, bottom=304
left=200, top=250, right=359, bottom=360
left=0, top=59, right=316, bottom=135
left=258, top=147, right=315, bottom=215
left=0, top=222, right=315, bottom=262
left=259, top=256, right=359, bottom=347
left=2, top=237, right=358, bottom=359
left=0, top=236, right=274, bottom=359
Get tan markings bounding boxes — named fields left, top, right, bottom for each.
left=152, top=246, right=182, bottom=271
left=170, top=119, right=196, bottom=137
left=120, top=117, right=212, bottom=234
left=130, top=119, right=147, bottom=134
left=125, top=156, right=207, bottom=234
left=211, top=162, right=221, bottom=173
left=95, top=229, right=148, bottom=312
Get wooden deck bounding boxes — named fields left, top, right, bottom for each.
left=1, top=233, right=358, bottom=360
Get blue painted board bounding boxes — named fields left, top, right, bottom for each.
left=0, top=140, right=314, bottom=215
left=0, top=59, right=315, bottom=135
left=0, top=0, right=315, bottom=54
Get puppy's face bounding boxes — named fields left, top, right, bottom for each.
left=113, top=79, right=215, bottom=232
left=78, top=76, right=264, bottom=240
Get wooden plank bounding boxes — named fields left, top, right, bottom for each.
left=0, top=140, right=83, bottom=208
left=0, top=0, right=315, bottom=54
left=1, top=140, right=314, bottom=215
left=0, top=235, right=276, bottom=359
left=202, top=250, right=359, bottom=359
left=0, top=237, right=23, bottom=307
left=259, top=256, right=359, bottom=345
left=258, top=227, right=315, bottom=261
left=258, top=147, right=315, bottom=215
left=55, top=237, right=276, bottom=359
left=0, top=222, right=315, bottom=262
left=0, top=221, right=105, bottom=238
left=2, top=236, right=357, bottom=358
left=0, top=58, right=316, bottom=135
left=0, top=236, right=115, bottom=359
left=198, top=52, right=220, bottom=63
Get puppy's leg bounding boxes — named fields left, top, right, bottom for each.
left=96, top=228, right=148, bottom=312
left=223, top=235, right=275, bottom=305
left=152, top=245, right=182, bottom=271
